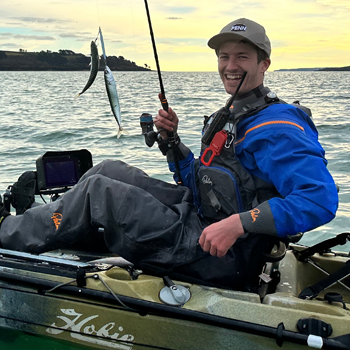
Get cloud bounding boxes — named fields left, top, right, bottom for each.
left=0, top=42, right=17, bottom=47
left=0, top=32, right=56, bottom=41
left=10, top=16, right=71, bottom=24
left=59, top=33, right=80, bottom=38
left=316, top=0, right=350, bottom=9
left=162, top=5, right=197, bottom=15
left=59, top=32, right=91, bottom=38
left=56, top=31, right=100, bottom=42
left=166, top=17, right=183, bottom=20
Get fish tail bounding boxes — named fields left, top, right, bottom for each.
left=116, top=127, right=129, bottom=139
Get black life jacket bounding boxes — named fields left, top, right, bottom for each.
left=197, top=85, right=311, bottom=222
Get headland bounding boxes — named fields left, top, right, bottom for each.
left=0, top=50, right=151, bottom=71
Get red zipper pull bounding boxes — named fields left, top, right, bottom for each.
left=201, top=130, right=227, bottom=166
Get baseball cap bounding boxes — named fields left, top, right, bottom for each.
left=208, top=18, right=271, bottom=57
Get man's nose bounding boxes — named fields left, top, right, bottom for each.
left=226, top=57, right=239, bottom=70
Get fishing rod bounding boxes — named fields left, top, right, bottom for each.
left=143, top=0, right=183, bottom=185
left=143, top=0, right=168, bottom=112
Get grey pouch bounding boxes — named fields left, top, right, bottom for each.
left=198, top=165, right=244, bottom=221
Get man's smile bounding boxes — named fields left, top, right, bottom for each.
left=225, top=74, right=243, bottom=81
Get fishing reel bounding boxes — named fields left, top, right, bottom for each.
left=140, top=113, right=159, bottom=147
left=140, top=113, right=180, bottom=150
left=140, top=112, right=183, bottom=185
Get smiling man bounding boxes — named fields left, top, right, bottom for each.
left=0, top=19, right=338, bottom=292
left=217, top=40, right=270, bottom=96
left=155, top=18, right=338, bottom=287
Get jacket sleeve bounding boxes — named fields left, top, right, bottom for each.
left=238, top=105, right=338, bottom=238
left=166, top=142, right=200, bottom=207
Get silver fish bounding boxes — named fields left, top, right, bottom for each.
left=75, top=40, right=99, bottom=98
left=104, top=65, right=123, bottom=137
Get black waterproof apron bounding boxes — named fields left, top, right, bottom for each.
left=0, top=159, right=269, bottom=290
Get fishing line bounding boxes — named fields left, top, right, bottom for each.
left=95, top=0, right=101, bottom=29
left=95, top=0, right=102, bottom=48
left=129, top=0, right=138, bottom=65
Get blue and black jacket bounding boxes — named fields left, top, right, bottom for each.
left=166, top=86, right=338, bottom=239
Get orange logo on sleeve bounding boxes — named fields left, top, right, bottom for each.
left=51, top=213, right=63, bottom=230
left=250, top=208, right=260, bottom=223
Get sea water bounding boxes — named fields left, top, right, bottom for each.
left=0, top=70, right=349, bottom=251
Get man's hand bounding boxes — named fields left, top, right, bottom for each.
left=154, top=93, right=179, bottom=139
left=154, top=107, right=178, bottom=136
left=199, top=214, right=245, bottom=257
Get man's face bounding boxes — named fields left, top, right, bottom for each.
left=218, top=41, right=270, bottom=96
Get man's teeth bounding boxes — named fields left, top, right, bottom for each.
left=226, top=75, right=242, bottom=80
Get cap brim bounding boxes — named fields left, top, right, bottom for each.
left=208, top=32, right=271, bottom=58
left=208, top=32, right=257, bottom=51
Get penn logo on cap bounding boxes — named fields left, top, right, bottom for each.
left=231, top=24, right=247, bottom=32
left=207, top=18, right=271, bottom=57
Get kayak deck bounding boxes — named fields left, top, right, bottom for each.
left=0, top=243, right=349, bottom=350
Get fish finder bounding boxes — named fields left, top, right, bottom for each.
left=2, top=149, right=93, bottom=213
left=36, top=149, right=93, bottom=194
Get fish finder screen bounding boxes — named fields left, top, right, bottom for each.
left=44, top=157, right=79, bottom=188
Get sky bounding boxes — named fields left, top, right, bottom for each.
left=1, top=0, right=349, bottom=72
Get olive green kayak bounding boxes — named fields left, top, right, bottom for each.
left=0, top=234, right=349, bottom=350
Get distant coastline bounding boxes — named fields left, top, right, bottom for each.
left=275, top=66, right=350, bottom=72
left=0, top=50, right=151, bottom=71
left=1, top=49, right=349, bottom=72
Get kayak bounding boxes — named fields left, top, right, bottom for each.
left=0, top=232, right=349, bottom=350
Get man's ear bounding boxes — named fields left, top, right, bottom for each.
left=261, top=58, right=271, bottom=73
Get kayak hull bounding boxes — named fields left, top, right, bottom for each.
left=0, top=245, right=349, bottom=350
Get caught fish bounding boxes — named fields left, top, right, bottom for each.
left=75, top=40, right=99, bottom=99
left=104, top=65, right=124, bottom=137
left=99, top=27, right=125, bottom=137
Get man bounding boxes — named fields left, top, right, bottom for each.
left=0, top=18, right=338, bottom=290
left=154, top=18, right=338, bottom=258
left=155, top=19, right=273, bottom=259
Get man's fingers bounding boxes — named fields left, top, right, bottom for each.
left=155, top=111, right=175, bottom=132
left=199, top=230, right=218, bottom=256
left=209, top=246, right=217, bottom=256
left=199, top=228, right=230, bottom=257
left=202, top=240, right=211, bottom=253
left=216, top=248, right=228, bottom=258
